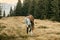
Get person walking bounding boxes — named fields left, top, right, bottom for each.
left=25, top=14, right=34, bottom=35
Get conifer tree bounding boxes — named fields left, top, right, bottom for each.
left=3, top=10, right=6, bottom=17
left=14, top=0, right=22, bottom=16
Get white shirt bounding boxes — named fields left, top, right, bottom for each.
left=25, top=17, right=31, bottom=25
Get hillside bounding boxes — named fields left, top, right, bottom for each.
left=0, top=16, right=60, bottom=40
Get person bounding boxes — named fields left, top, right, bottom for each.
left=25, top=16, right=31, bottom=34
left=25, top=14, right=34, bottom=35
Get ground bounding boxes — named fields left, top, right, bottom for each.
left=0, top=16, right=60, bottom=40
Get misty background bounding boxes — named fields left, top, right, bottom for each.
left=0, top=0, right=23, bottom=16
left=0, top=0, right=60, bottom=22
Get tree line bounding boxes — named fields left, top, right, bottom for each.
left=0, top=0, right=60, bottom=22
left=0, top=3, right=6, bottom=19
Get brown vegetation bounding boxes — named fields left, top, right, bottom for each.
left=0, top=16, right=60, bottom=40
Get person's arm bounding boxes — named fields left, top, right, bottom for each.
left=31, top=16, right=34, bottom=22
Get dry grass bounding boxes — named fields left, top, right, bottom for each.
left=0, top=16, right=60, bottom=40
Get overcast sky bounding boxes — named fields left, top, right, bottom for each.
left=0, top=0, right=23, bottom=4
left=0, top=0, right=24, bottom=16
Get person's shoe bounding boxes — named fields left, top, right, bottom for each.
left=30, top=31, right=33, bottom=36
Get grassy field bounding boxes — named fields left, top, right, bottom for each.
left=0, top=16, right=60, bottom=40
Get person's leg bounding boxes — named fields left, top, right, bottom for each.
left=27, top=25, right=30, bottom=34
left=29, top=21, right=34, bottom=35
left=27, top=27, right=28, bottom=34
left=30, top=26, right=33, bottom=36
left=31, top=21, right=34, bottom=31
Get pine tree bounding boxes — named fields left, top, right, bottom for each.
left=52, top=0, right=60, bottom=21
left=0, top=7, right=1, bottom=16
left=58, top=0, right=60, bottom=18
left=0, top=4, right=2, bottom=18
left=22, top=0, right=31, bottom=16
left=10, top=7, right=13, bottom=16
left=29, top=0, right=36, bottom=17
left=14, top=0, right=22, bottom=16
left=7, top=13, right=10, bottom=17
left=36, top=0, right=45, bottom=19
left=3, top=10, right=5, bottom=17
left=46, top=0, right=54, bottom=19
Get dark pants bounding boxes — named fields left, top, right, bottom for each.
left=27, top=21, right=34, bottom=34
left=27, top=25, right=31, bottom=34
